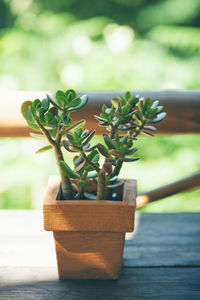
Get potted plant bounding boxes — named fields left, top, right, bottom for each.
left=21, top=89, right=166, bottom=279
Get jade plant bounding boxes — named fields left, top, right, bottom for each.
left=21, top=89, right=166, bottom=200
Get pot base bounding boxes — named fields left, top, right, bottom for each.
left=54, top=231, right=125, bottom=280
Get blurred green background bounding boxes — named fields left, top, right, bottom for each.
left=0, top=0, right=200, bottom=211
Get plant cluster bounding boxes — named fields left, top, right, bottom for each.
left=21, top=89, right=166, bottom=200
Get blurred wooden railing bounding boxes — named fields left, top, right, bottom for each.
left=0, top=90, right=200, bottom=207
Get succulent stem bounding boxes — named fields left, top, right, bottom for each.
left=54, top=145, right=74, bottom=199
left=97, top=169, right=106, bottom=200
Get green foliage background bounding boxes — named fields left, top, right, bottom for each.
left=0, top=0, right=200, bottom=210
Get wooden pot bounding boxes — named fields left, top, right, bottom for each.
left=43, top=176, right=136, bottom=280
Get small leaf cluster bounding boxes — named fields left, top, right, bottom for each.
left=21, top=89, right=88, bottom=146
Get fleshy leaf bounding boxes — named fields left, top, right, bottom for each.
left=60, top=161, right=80, bottom=179
left=107, top=181, right=124, bottom=189
left=36, top=145, right=53, bottom=154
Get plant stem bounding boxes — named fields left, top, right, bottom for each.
left=54, top=145, right=74, bottom=200
left=97, top=169, right=106, bottom=200
left=36, top=120, right=55, bottom=146
left=36, top=119, right=73, bottom=199
left=81, top=152, right=100, bottom=173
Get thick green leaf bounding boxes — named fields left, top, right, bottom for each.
left=87, top=171, right=98, bottom=179
left=82, top=130, right=96, bottom=145
left=97, top=143, right=110, bottom=158
left=94, top=115, right=107, bottom=122
left=144, top=125, right=157, bottom=131
left=151, top=112, right=167, bottom=123
left=87, top=149, right=99, bottom=161
left=68, top=95, right=88, bottom=112
left=84, top=192, right=96, bottom=200
left=103, top=134, right=116, bottom=149
left=81, top=129, right=90, bottom=140
left=125, top=147, right=138, bottom=155
left=29, top=132, right=45, bottom=139
left=46, top=94, right=62, bottom=110
left=120, top=157, right=139, bottom=162
left=70, top=97, right=81, bottom=107
left=124, top=91, right=132, bottom=101
left=36, top=145, right=53, bottom=154
left=122, top=105, right=130, bottom=114
left=151, top=100, right=159, bottom=110
left=143, top=98, right=152, bottom=112
left=78, top=180, right=91, bottom=187
left=65, top=89, right=76, bottom=100
left=56, top=90, right=67, bottom=106
left=60, top=161, right=80, bottom=179
left=41, top=98, right=50, bottom=112
left=65, top=120, right=86, bottom=134
left=21, top=101, right=34, bottom=122
left=107, top=181, right=124, bottom=189
left=63, top=139, right=74, bottom=152
left=27, top=121, right=40, bottom=131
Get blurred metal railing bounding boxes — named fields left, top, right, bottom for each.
left=0, top=90, right=200, bottom=207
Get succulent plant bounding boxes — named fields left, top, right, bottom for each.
left=21, top=89, right=166, bottom=200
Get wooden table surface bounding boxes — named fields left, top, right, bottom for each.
left=0, top=211, right=200, bottom=299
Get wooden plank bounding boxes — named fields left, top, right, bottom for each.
left=124, top=212, right=200, bottom=267
left=0, top=211, right=200, bottom=268
left=0, top=90, right=200, bottom=137
left=0, top=267, right=200, bottom=299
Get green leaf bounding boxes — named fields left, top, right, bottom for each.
left=103, top=134, right=116, bottom=149
left=60, top=161, right=80, bottom=179
left=150, top=112, right=167, bottom=123
left=21, top=101, right=35, bottom=122
left=108, top=175, right=118, bottom=182
left=81, top=129, right=90, bottom=140
left=70, top=97, right=81, bottom=107
left=68, top=95, right=88, bottom=112
left=143, top=125, right=157, bottom=131
left=122, top=105, right=130, bottom=114
left=107, top=181, right=124, bottom=189
left=125, top=147, right=138, bottom=155
left=46, top=94, right=62, bottom=110
left=63, top=139, right=74, bottom=152
left=29, top=132, right=45, bottom=139
left=120, top=157, right=139, bottom=162
left=94, top=115, right=107, bottom=122
left=124, top=91, right=132, bottom=101
left=97, top=143, right=110, bottom=158
left=65, top=120, right=86, bottom=134
left=78, top=180, right=91, bottom=187
left=65, top=89, right=77, bottom=100
left=41, top=98, right=50, bottom=112
left=32, top=99, right=41, bottom=113
left=102, top=104, right=107, bottom=113
left=82, top=130, right=96, bottom=145
left=151, top=100, right=159, bottom=110
left=84, top=192, right=96, bottom=200
left=111, top=98, right=119, bottom=109
left=27, top=121, right=40, bottom=131
left=36, top=145, right=53, bottom=154
left=143, top=98, right=152, bottom=112
left=87, top=149, right=99, bottom=161
left=56, top=90, right=67, bottom=106
left=91, top=153, right=100, bottom=163
left=87, top=171, right=98, bottom=179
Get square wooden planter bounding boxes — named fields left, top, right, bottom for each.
left=43, top=176, right=136, bottom=280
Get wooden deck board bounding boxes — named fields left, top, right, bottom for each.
left=0, top=211, right=200, bottom=299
